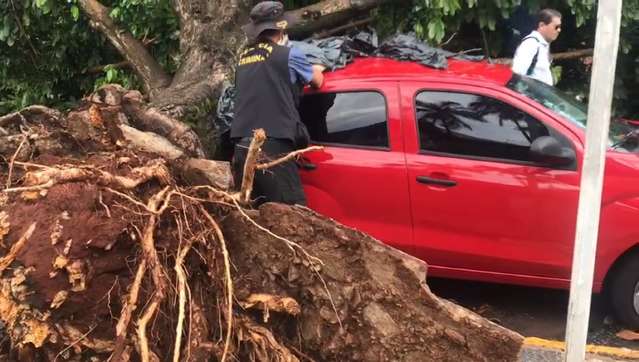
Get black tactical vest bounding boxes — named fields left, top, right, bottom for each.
left=231, top=42, right=304, bottom=144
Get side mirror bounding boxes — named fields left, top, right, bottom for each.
left=530, top=136, right=576, bottom=166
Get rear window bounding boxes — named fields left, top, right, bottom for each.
left=299, top=91, right=389, bottom=148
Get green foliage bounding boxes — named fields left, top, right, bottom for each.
left=406, top=0, right=521, bottom=44
left=371, top=0, right=639, bottom=117
left=0, top=0, right=178, bottom=114
left=3, top=0, right=639, bottom=118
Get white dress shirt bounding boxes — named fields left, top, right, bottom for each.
left=512, top=31, right=553, bottom=85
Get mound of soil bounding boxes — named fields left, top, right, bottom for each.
left=0, top=85, right=523, bottom=361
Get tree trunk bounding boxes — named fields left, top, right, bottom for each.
left=78, top=0, right=172, bottom=94
left=78, top=0, right=391, bottom=115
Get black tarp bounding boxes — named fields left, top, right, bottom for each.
left=214, top=29, right=483, bottom=136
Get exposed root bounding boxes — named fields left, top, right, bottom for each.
left=198, top=205, right=233, bottom=362
left=172, top=231, right=196, bottom=362
left=3, top=159, right=171, bottom=194
left=0, top=211, right=9, bottom=247
left=256, top=146, right=324, bottom=170
left=0, top=222, right=36, bottom=272
left=231, top=198, right=322, bottom=266
left=0, top=95, right=525, bottom=361
left=237, top=315, right=299, bottom=362
left=229, top=199, right=344, bottom=330
left=135, top=187, right=173, bottom=362
left=239, top=129, right=266, bottom=203
left=98, top=191, right=112, bottom=218
left=5, top=134, right=28, bottom=188
left=137, top=296, right=161, bottom=362
left=110, top=259, right=147, bottom=361
left=0, top=105, right=62, bottom=127
left=53, top=324, right=98, bottom=362
left=240, top=294, right=301, bottom=323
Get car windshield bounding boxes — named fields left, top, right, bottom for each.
left=507, top=74, right=639, bottom=152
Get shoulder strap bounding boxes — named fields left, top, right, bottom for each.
left=522, top=35, right=540, bottom=43
left=522, top=36, right=541, bottom=76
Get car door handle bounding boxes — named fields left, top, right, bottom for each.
left=416, top=176, right=457, bottom=187
left=298, top=161, right=317, bottom=171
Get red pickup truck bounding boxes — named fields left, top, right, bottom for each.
left=298, top=57, right=639, bottom=328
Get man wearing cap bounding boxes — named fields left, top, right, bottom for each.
left=231, top=1, right=324, bottom=206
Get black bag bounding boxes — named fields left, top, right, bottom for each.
left=294, top=121, right=311, bottom=149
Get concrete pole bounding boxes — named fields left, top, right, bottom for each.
left=564, top=1, right=623, bottom=361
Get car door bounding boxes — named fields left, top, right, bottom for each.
left=400, top=81, right=582, bottom=283
left=298, top=81, right=414, bottom=254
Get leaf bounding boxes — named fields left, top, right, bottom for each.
left=0, top=22, right=10, bottom=42
left=105, top=68, right=117, bottom=83
left=109, top=7, right=121, bottom=19
left=35, top=0, right=47, bottom=9
left=71, top=5, right=80, bottom=21
left=414, top=23, right=424, bottom=38
left=616, top=329, right=639, bottom=341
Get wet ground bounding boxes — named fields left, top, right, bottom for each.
left=427, top=277, right=639, bottom=351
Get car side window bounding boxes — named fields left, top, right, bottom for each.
left=415, top=91, right=568, bottom=163
left=299, top=92, right=389, bottom=148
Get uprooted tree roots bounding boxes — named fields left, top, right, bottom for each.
left=0, top=85, right=524, bottom=361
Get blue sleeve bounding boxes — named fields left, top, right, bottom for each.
left=288, top=46, right=314, bottom=85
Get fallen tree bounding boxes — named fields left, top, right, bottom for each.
left=0, top=85, right=523, bottom=361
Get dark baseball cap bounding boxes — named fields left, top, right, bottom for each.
left=242, top=1, right=294, bottom=41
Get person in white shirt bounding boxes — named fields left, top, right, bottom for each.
left=512, top=9, right=562, bottom=85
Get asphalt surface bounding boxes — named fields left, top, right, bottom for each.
left=519, top=346, right=625, bottom=361
left=427, top=277, right=639, bottom=360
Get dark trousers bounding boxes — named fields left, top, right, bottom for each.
left=232, top=137, right=307, bottom=206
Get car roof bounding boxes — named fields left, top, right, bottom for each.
left=324, top=57, right=513, bottom=86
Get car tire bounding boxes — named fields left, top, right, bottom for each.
left=609, top=253, right=639, bottom=329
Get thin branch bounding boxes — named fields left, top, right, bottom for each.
left=5, top=135, right=28, bottom=189
left=53, top=325, right=98, bottom=362
left=230, top=198, right=322, bottom=266
left=256, top=146, right=323, bottom=170
left=447, top=48, right=483, bottom=58
left=104, top=187, right=150, bottom=213
left=439, top=32, right=457, bottom=47
left=239, top=129, right=266, bottom=203
left=9, top=0, right=38, bottom=65
left=493, top=49, right=594, bottom=65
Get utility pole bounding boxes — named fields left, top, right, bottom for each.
left=564, top=1, right=624, bottom=361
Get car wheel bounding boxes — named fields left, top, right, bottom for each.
left=609, top=253, right=639, bottom=329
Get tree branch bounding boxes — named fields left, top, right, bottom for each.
left=78, top=0, right=171, bottom=94
left=312, top=16, right=374, bottom=38
left=83, top=61, right=130, bottom=75
left=494, top=49, right=594, bottom=65
left=287, top=0, right=391, bottom=37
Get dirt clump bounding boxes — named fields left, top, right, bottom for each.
left=0, top=85, right=523, bottom=361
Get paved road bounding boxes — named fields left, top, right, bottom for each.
left=427, top=277, right=639, bottom=352
left=519, top=346, right=626, bottom=361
